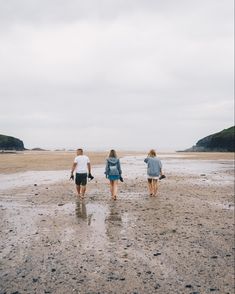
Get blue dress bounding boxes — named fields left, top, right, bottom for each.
left=108, top=175, right=120, bottom=181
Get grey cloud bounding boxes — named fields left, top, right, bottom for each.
left=0, top=0, right=233, bottom=150
left=0, top=0, right=233, bottom=27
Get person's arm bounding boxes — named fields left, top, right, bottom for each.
left=117, top=159, right=122, bottom=175
left=71, top=162, right=77, bottom=176
left=70, top=162, right=77, bottom=179
left=105, top=160, right=109, bottom=177
left=144, top=158, right=148, bottom=163
left=87, top=161, right=94, bottom=180
left=159, top=160, right=163, bottom=176
left=118, top=159, right=124, bottom=181
left=87, top=162, right=91, bottom=174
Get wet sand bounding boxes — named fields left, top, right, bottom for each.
left=0, top=152, right=234, bottom=294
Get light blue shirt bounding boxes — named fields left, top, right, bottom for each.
left=144, top=157, right=162, bottom=176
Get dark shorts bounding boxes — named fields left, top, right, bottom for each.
left=75, top=173, right=87, bottom=186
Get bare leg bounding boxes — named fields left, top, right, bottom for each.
left=110, top=181, right=115, bottom=199
left=110, top=181, right=113, bottom=196
left=80, top=185, right=86, bottom=198
left=148, top=179, right=153, bottom=196
left=76, top=185, right=81, bottom=197
left=153, top=180, right=158, bottom=196
left=151, top=179, right=155, bottom=196
left=113, top=180, right=118, bottom=200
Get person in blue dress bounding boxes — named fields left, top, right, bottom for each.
left=105, top=149, right=123, bottom=200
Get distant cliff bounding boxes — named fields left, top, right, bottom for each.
left=185, top=126, right=235, bottom=152
left=0, top=134, right=25, bottom=151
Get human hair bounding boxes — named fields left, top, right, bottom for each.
left=109, top=149, right=117, bottom=158
left=148, top=149, right=156, bottom=157
left=77, top=148, right=83, bottom=154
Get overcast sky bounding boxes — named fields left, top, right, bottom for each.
left=0, top=0, right=234, bottom=151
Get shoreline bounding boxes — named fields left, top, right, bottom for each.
left=0, top=154, right=233, bottom=191
left=0, top=151, right=233, bottom=174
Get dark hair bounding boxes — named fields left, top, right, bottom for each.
left=108, top=149, right=117, bottom=158
left=77, top=148, right=83, bottom=154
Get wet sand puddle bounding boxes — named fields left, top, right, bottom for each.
left=116, top=155, right=234, bottom=188
left=0, top=170, right=69, bottom=191
left=73, top=200, right=134, bottom=249
left=74, top=201, right=109, bottom=242
left=0, top=198, right=110, bottom=240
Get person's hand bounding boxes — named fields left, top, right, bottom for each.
left=120, top=176, right=124, bottom=182
left=70, top=174, right=74, bottom=181
left=88, top=173, right=94, bottom=181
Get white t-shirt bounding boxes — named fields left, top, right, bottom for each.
left=74, top=155, right=90, bottom=173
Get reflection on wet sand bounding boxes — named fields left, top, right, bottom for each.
left=75, top=201, right=109, bottom=230
left=75, top=200, right=123, bottom=243
left=75, top=200, right=124, bottom=243
left=75, top=201, right=93, bottom=225
left=75, top=201, right=87, bottom=219
left=105, top=203, right=123, bottom=242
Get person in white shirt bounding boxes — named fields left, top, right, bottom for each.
left=70, top=148, right=93, bottom=199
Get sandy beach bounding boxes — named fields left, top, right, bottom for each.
left=0, top=152, right=234, bottom=294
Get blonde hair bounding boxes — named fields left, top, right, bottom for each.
left=148, top=149, right=156, bottom=157
left=109, top=149, right=117, bottom=158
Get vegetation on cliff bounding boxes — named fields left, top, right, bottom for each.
left=0, top=134, right=25, bottom=151
left=186, top=126, right=235, bottom=152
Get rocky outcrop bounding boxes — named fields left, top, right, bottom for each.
left=185, top=126, right=235, bottom=152
left=0, top=134, right=25, bottom=151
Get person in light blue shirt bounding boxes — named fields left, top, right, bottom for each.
left=144, top=149, right=163, bottom=197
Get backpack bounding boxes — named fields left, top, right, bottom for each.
left=109, top=162, right=119, bottom=175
